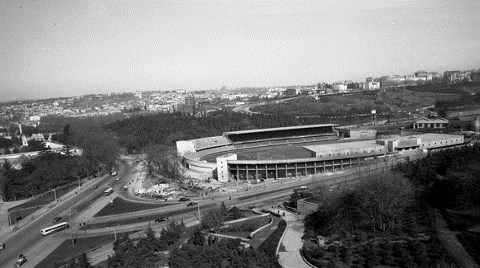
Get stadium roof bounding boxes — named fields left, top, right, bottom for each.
left=302, top=140, right=382, bottom=154
left=223, top=124, right=338, bottom=136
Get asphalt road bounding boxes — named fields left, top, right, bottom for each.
left=0, top=163, right=128, bottom=268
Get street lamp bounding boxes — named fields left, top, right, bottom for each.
left=107, top=226, right=117, bottom=241
left=52, top=188, right=57, bottom=203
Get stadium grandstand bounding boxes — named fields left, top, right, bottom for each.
left=177, top=124, right=467, bottom=182
left=224, top=124, right=337, bottom=143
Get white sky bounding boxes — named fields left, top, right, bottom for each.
left=1, top=0, right=480, bottom=101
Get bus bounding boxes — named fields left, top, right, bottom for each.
left=41, top=222, right=69, bottom=236
left=104, top=187, right=114, bottom=196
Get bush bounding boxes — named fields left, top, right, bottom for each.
left=258, top=220, right=287, bottom=256
left=457, top=232, right=480, bottom=264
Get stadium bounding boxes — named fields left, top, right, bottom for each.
left=176, top=124, right=465, bottom=182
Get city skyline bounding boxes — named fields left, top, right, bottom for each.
left=1, top=0, right=480, bottom=101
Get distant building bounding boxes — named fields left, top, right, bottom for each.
left=444, top=71, right=469, bottom=83
left=413, top=117, right=448, bottom=129
left=365, top=82, right=380, bottom=90
left=414, top=70, right=428, bottom=78
left=185, top=94, right=196, bottom=115
left=285, top=88, right=298, bottom=96
left=471, top=71, right=480, bottom=82
left=333, top=84, right=347, bottom=92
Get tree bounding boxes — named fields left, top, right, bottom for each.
left=358, top=174, right=414, bottom=232
left=331, top=189, right=364, bottom=233
left=63, top=124, right=71, bottom=144
left=73, top=128, right=119, bottom=174
left=65, top=253, right=91, bottom=268
left=145, top=144, right=184, bottom=183
left=188, top=227, right=205, bottom=246
left=201, top=206, right=227, bottom=231
left=228, top=206, right=243, bottom=220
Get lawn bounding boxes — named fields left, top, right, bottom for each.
left=252, top=94, right=389, bottom=116
left=201, top=144, right=312, bottom=162
left=93, top=197, right=174, bottom=217
left=8, top=184, right=79, bottom=225
left=218, top=216, right=271, bottom=238
left=81, top=203, right=216, bottom=230
left=35, top=234, right=116, bottom=268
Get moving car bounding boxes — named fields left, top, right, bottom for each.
left=14, top=255, right=27, bottom=267
left=154, top=217, right=167, bottom=223
left=186, top=202, right=198, bottom=207
left=52, top=216, right=63, bottom=223
left=178, top=197, right=190, bottom=202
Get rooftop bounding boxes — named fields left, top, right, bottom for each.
left=303, top=140, right=382, bottom=153
left=223, top=124, right=338, bottom=136
left=415, top=117, right=448, bottom=124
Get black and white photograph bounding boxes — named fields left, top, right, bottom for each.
left=1, top=0, right=480, bottom=267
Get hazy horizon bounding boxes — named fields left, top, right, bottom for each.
left=1, top=0, right=480, bottom=102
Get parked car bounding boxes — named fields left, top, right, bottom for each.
left=0, top=243, right=5, bottom=250
left=178, top=197, right=190, bottom=202
left=186, top=202, right=198, bottom=207
left=52, top=216, right=63, bottom=223
left=14, top=255, right=27, bottom=267
left=111, top=171, right=117, bottom=176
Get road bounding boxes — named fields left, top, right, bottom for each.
left=0, top=162, right=130, bottom=268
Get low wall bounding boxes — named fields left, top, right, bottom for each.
left=184, top=157, right=217, bottom=172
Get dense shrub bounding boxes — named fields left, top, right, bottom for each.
left=257, top=220, right=287, bottom=256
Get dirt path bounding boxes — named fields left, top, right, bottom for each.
left=435, top=210, right=478, bottom=268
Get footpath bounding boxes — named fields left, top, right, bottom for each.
left=435, top=211, right=478, bottom=268
left=277, top=209, right=314, bottom=268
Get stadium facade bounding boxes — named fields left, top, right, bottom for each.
left=176, top=124, right=464, bottom=182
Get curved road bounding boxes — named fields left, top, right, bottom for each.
left=0, top=161, right=129, bottom=267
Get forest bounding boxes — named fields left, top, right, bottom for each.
left=106, top=111, right=301, bottom=153
left=300, top=144, right=480, bottom=267
left=0, top=115, right=120, bottom=200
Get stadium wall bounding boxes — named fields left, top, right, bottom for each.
left=183, top=157, right=217, bottom=173
left=176, top=140, right=196, bottom=157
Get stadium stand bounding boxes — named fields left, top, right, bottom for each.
left=194, top=136, right=232, bottom=151
left=224, top=124, right=337, bottom=143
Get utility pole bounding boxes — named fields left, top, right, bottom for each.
left=52, top=188, right=57, bottom=203
left=197, top=201, right=201, bottom=222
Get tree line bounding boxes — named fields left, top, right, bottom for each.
left=106, top=111, right=301, bottom=153
left=397, top=143, right=480, bottom=212
left=108, top=221, right=186, bottom=268
left=170, top=229, right=281, bottom=268
left=299, top=144, right=480, bottom=266
left=0, top=116, right=120, bottom=200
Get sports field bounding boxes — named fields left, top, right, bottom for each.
left=201, top=144, right=313, bottom=162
